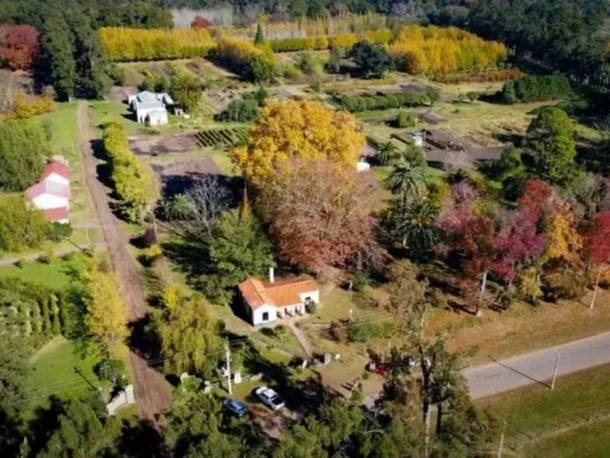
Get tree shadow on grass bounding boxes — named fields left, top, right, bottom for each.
left=161, top=238, right=210, bottom=285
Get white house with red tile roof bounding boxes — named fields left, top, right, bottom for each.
left=25, top=158, right=71, bottom=224
left=238, top=268, right=319, bottom=326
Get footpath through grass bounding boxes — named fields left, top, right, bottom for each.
left=478, top=364, right=610, bottom=456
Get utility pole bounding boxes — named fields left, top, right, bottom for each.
left=497, top=421, right=506, bottom=458
left=551, top=349, right=560, bottom=390
left=348, top=281, right=353, bottom=323
left=225, top=339, right=232, bottom=395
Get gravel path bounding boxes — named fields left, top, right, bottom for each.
left=77, top=102, right=172, bottom=423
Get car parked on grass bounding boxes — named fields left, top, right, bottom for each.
left=255, top=386, right=285, bottom=411
left=223, top=398, right=248, bottom=417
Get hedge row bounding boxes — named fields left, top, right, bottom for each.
left=333, top=90, right=436, bottom=112
left=99, top=27, right=216, bottom=62
left=269, top=29, right=393, bottom=53
left=500, top=75, right=571, bottom=103
left=102, top=123, right=159, bottom=221
left=432, top=69, right=524, bottom=84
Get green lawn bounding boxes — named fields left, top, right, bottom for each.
left=478, top=364, right=610, bottom=456
left=0, top=253, right=89, bottom=289
left=89, top=100, right=146, bottom=136
left=27, top=336, right=104, bottom=415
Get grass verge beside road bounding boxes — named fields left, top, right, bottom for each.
left=478, top=364, right=610, bottom=457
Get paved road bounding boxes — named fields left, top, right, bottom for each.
left=465, top=331, right=610, bottom=399
left=363, top=331, right=610, bottom=408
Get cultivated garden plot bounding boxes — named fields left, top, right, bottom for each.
left=150, top=156, right=221, bottom=196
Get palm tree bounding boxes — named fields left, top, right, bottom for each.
left=385, top=153, right=427, bottom=206
left=394, top=201, right=440, bottom=260
left=163, top=194, right=195, bottom=221
left=375, top=141, right=400, bottom=165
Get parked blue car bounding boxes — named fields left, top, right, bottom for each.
left=223, top=398, right=248, bottom=417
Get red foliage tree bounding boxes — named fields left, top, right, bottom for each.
left=0, top=25, right=40, bottom=71
left=490, top=209, right=545, bottom=282
left=586, top=210, right=610, bottom=308
left=190, top=16, right=212, bottom=28
left=518, top=179, right=555, bottom=218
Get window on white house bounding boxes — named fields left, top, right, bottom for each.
left=262, top=312, right=269, bottom=321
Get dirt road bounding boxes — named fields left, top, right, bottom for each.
left=77, top=102, right=171, bottom=422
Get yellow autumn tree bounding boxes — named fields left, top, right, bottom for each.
left=230, top=100, right=365, bottom=187
left=84, top=253, right=128, bottom=356
left=387, top=25, right=507, bottom=75
left=98, top=27, right=216, bottom=62
left=542, top=202, right=583, bottom=266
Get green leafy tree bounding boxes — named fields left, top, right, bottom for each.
left=39, top=10, right=77, bottom=100
left=0, top=195, right=49, bottom=253
left=350, top=40, right=394, bottom=79
left=254, top=23, right=265, bottom=46
left=37, top=399, right=121, bottom=458
left=248, top=54, right=278, bottom=84
left=0, top=120, right=51, bottom=191
left=166, top=387, right=265, bottom=457
left=275, top=396, right=366, bottom=457
left=0, top=334, right=31, bottom=417
left=525, top=107, right=578, bottom=185
left=169, top=73, right=202, bottom=113
left=208, top=209, right=275, bottom=285
left=153, top=287, right=221, bottom=377
left=326, top=45, right=344, bottom=74
left=67, top=11, right=111, bottom=99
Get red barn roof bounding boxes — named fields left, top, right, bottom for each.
left=40, top=161, right=71, bottom=181
left=43, top=207, right=69, bottom=222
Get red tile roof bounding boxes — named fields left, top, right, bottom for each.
left=40, top=161, right=70, bottom=181
left=238, top=276, right=318, bottom=310
left=43, top=207, right=69, bottom=222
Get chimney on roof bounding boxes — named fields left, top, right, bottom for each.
left=269, top=267, right=275, bottom=283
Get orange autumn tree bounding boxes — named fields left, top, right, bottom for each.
left=230, top=99, right=365, bottom=187
left=258, top=159, right=382, bottom=272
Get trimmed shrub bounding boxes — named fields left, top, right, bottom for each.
left=394, top=111, right=417, bottom=128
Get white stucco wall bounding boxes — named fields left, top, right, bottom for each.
left=299, top=290, right=320, bottom=304
left=137, top=108, right=168, bottom=125
left=31, top=194, right=70, bottom=210
left=252, top=304, right=277, bottom=326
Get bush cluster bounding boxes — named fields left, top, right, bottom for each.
left=216, top=37, right=277, bottom=83
left=98, top=27, right=215, bottom=62
left=500, top=75, right=571, bottom=104
left=334, top=90, right=435, bottom=112
left=216, top=89, right=268, bottom=123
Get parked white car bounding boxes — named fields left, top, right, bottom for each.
left=255, top=386, right=285, bottom=411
